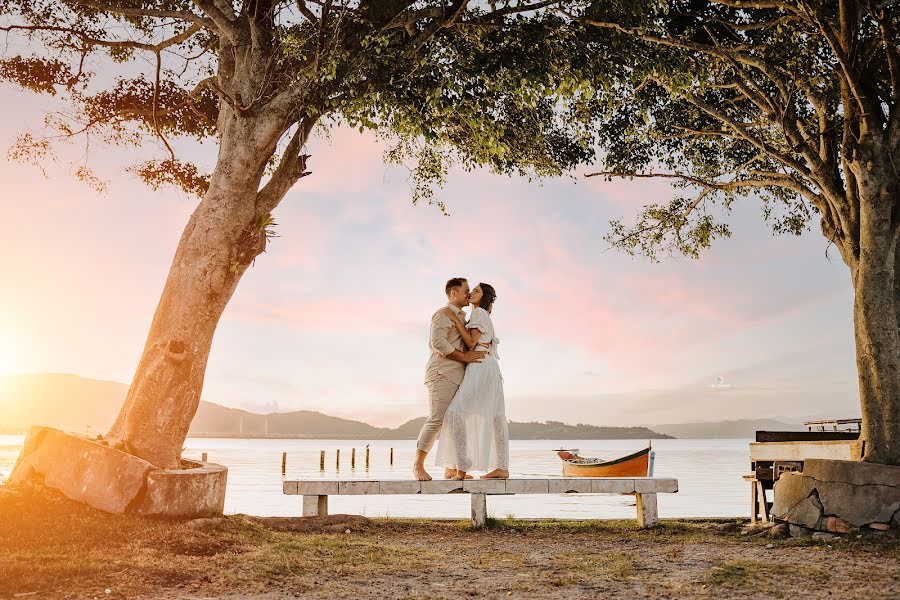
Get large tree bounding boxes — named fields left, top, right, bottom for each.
left=0, top=0, right=602, bottom=468
left=575, top=0, right=899, bottom=463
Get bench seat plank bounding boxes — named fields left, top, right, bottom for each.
left=285, top=478, right=677, bottom=529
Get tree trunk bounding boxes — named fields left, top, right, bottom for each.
left=853, top=152, right=900, bottom=465
left=106, top=113, right=284, bottom=468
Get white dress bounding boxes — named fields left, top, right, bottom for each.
left=435, top=307, right=509, bottom=472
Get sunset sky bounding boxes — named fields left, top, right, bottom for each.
left=0, top=83, right=862, bottom=428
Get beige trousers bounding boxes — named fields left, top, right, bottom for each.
left=416, top=374, right=461, bottom=452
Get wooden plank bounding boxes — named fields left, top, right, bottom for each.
left=471, top=493, right=487, bottom=527
left=755, top=431, right=859, bottom=442
left=635, top=493, right=658, bottom=528
left=749, top=441, right=855, bottom=461
left=756, top=481, right=770, bottom=523
left=750, top=477, right=759, bottom=524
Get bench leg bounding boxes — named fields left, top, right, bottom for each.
left=756, top=481, right=770, bottom=523
left=635, top=492, right=658, bottom=528
left=471, top=493, right=487, bottom=528
left=750, top=479, right=759, bottom=524
left=302, top=495, right=328, bottom=517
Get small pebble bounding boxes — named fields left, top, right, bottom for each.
left=344, top=529, right=351, bottom=534
left=765, top=543, right=774, bottom=549
left=104, top=589, right=111, bottom=595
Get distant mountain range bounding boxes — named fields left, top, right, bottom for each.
left=0, top=373, right=813, bottom=440
left=0, top=373, right=670, bottom=440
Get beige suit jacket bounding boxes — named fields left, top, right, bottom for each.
left=425, top=303, right=467, bottom=385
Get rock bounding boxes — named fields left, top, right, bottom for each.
left=9, top=426, right=153, bottom=514
left=135, top=462, right=227, bottom=518
left=782, top=495, right=824, bottom=530
left=823, top=516, right=854, bottom=533
left=789, top=524, right=813, bottom=538
left=774, top=460, right=900, bottom=530
left=867, top=522, right=892, bottom=531
left=765, top=543, right=774, bottom=549
left=817, top=478, right=900, bottom=527
left=767, top=523, right=790, bottom=539
left=812, top=532, right=835, bottom=541
left=771, top=473, right=817, bottom=519
left=803, top=459, right=900, bottom=488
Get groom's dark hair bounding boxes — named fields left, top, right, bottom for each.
left=445, top=277, right=467, bottom=296
left=477, top=283, right=497, bottom=311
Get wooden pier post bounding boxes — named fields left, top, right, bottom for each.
left=201, top=452, right=207, bottom=462
left=336, top=449, right=340, bottom=470
left=281, top=452, right=287, bottom=475
left=390, top=447, right=394, bottom=465
left=351, top=448, right=356, bottom=469
left=319, top=450, right=325, bottom=471
left=365, top=446, right=370, bottom=468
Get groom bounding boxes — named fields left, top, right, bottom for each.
left=413, top=277, right=486, bottom=481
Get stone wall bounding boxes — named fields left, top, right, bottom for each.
left=772, top=459, right=900, bottom=534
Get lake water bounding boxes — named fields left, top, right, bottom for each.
left=0, top=436, right=751, bottom=520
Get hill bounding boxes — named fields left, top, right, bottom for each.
left=0, top=373, right=671, bottom=439
left=651, top=418, right=806, bottom=439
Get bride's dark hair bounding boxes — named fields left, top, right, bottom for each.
left=477, top=283, right=497, bottom=311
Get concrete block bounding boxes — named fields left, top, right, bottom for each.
left=592, top=478, right=634, bottom=494
left=294, top=481, right=339, bottom=495
left=463, top=479, right=506, bottom=494
left=379, top=480, right=422, bottom=494
left=339, top=481, right=379, bottom=495
left=421, top=480, right=464, bottom=494
left=548, top=479, right=591, bottom=494
left=635, top=478, right=677, bottom=493
left=506, top=479, right=549, bottom=494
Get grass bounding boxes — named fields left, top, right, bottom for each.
left=1, top=484, right=899, bottom=599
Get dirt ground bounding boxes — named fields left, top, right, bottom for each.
left=1, top=484, right=898, bottom=600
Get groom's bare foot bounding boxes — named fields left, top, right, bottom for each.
left=481, top=469, right=509, bottom=479
left=414, top=465, right=432, bottom=481
left=444, top=468, right=457, bottom=479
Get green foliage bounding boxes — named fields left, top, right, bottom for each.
left=574, top=0, right=898, bottom=261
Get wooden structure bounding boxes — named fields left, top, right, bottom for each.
left=283, top=477, right=678, bottom=528
left=556, top=446, right=653, bottom=478
left=746, top=426, right=861, bottom=523
left=804, top=418, right=862, bottom=432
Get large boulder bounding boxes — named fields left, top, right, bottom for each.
left=10, top=426, right=227, bottom=518
left=10, top=426, right=154, bottom=514
left=773, top=459, right=900, bottom=531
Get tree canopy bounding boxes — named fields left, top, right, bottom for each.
left=0, top=1, right=617, bottom=209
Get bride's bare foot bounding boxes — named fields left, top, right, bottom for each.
left=444, top=468, right=457, bottom=479
left=413, top=464, right=432, bottom=481
left=480, top=469, right=509, bottom=479
left=453, top=470, right=470, bottom=480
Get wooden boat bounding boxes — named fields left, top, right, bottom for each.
left=555, top=445, right=654, bottom=477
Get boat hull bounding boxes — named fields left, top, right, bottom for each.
left=561, top=447, right=651, bottom=477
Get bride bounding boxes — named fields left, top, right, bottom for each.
left=435, top=283, right=509, bottom=480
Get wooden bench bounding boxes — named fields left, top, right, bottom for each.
left=283, top=477, right=678, bottom=528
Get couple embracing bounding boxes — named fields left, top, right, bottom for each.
left=412, top=277, right=509, bottom=481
